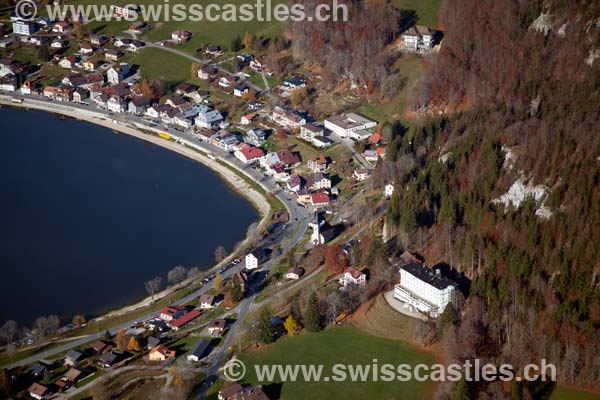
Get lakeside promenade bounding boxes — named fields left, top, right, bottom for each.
left=0, top=93, right=312, bottom=370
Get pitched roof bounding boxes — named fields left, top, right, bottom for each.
left=151, top=344, right=176, bottom=358
left=240, top=145, right=264, bottom=160
left=169, top=309, right=201, bottom=328
left=189, top=338, right=210, bottom=357
left=29, top=383, right=49, bottom=396
left=310, top=191, right=330, bottom=204
left=200, top=293, right=215, bottom=304
left=219, top=383, right=244, bottom=399
left=344, top=267, right=364, bottom=279
left=64, top=368, right=83, bottom=381
left=209, top=319, right=226, bottom=329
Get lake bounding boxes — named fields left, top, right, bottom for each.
left=0, top=107, right=258, bottom=326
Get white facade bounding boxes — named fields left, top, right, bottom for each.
left=394, top=264, right=458, bottom=318
left=324, top=113, right=377, bottom=139
left=339, top=268, right=366, bottom=287
left=12, top=20, right=37, bottom=36
left=385, top=184, right=394, bottom=198
left=245, top=253, right=258, bottom=270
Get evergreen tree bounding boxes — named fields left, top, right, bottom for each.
left=304, top=292, right=322, bottom=332
left=230, top=274, right=244, bottom=302
left=230, top=34, right=242, bottom=52
left=454, top=376, right=471, bottom=400
left=102, top=330, right=112, bottom=341
left=290, top=296, right=302, bottom=325
left=438, top=303, right=459, bottom=335
left=257, top=307, right=275, bottom=344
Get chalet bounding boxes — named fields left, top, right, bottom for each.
left=129, top=21, right=147, bottom=34
left=236, top=53, right=253, bottom=63
left=0, top=58, right=30, bottom=77
left=218, top=383, right=244, bottom=400
left=401, top=25, right=440, bottom=52
left=113, top=37, right=132, bottom=48
left=187, top=338, right=210, bottom=362
left=52, top=21, right=71, bottom=33
left=82, top=59, right=101, bottom=71
left=168, top=309, right=201, bottom=330
left=28, top=363, right=49, bottom=377
left=271, top=106, right=306, bottom=128
left=91, top=340, right=111, bottom=354
left=159, top=305, right=187, bottom=321
left=128, top=40, right=145, bottom=52
left=211, top=129, right=239, bottom=151
left=353, top=168, right=369, bottom=181
left=105, top=49, right=123, bottom=61
left=208, top=319, right=226, bottom=337
left=198, top=65, right=217, bottom=80
left=107, top=63, right=129, bottom=84
left=394, top=262, right=459, bottom=318
left=218, top=75, right=234, bottom=88
left=195, top=106, right=223, bottom=128
left=233, top=84, right=249, bottom=97
left=308, top=156, right=328, bottom=173
left=234, top=144, right=264, bottom=165
left=146, top=103, right=171, bottom=119
left=339, top=267, right=367, bottom=287
left=63, top=367, right=84, bottom=384
left=200, top=293, right=215, bottom=309
left=240, top=112, right=256, bottom=125
left=299, top=123, right=323, bottom=141
left=146, top=336, right=162, bottom=350
left=149, top=345, right=176, bottom=361
left=369, top=132, right=382, bottom=145
left=128, top=96, right=152, bottom=115
left=324, top=112, right=377, bottom=141
left=79, top=42, right=94, bottom=55
left=305, top=173, right=331, bottom=191
left=376, top=146, right=386, bottom=159
left=249, top=57, right=266, bottom=72
left=28, top=383, right=50, bottom=400
left=284, top=76, right=306, bottom=88
left=90, top=34, right=109, bottom=46
left=50, top=40, right=66, bottom=49
left=310, top=191, right=330, bottom=208
left=204, top=45, right=223, bottom=56
left=64, top=349, right=83, bottom=366
left=99, top=351, right=118, bottom=368
left=175, top=82, right=199, bottom=96
left=58, top=55, right=77, bottom=69
left=364, top=149, right=379, bottom=162
left=285, top=267, right=305, bottom=280
left=171, top=29, right=192, bottom=44
left=286, top=174, right=302, bottom=192
left=244, top=127, right=266, bottom=146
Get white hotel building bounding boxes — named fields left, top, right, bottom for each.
left=394, top=262, right=459, bottom=318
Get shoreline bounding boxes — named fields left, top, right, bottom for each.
left=0, top=96, right=276, bottom=321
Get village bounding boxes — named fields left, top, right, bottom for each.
left=0, top=5, right=474, bottom=400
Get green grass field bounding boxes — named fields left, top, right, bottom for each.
left=392, top=0, right=442, bottom=27
left=130, top=47, right=193, bottom=85
left=237, top=326, right=435, bottom=400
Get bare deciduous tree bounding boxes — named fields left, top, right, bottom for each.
left=214, top=245, right=227, bottom=263
left=144, top=277, right=162, bottom=302
left=168, top=265, right=187, bottom=286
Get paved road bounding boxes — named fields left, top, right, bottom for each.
left=0, top=94, right=311, bottom=370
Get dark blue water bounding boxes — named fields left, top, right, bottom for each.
left=0, top=107, right=257, bottom=326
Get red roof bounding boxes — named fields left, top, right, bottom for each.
left=310, top=192, right=330, bottom=204
left=241, top=145, right=264, bottom=160
left=169, top=309, right=201, bottom=328
left=277, top=149, right=299, bottom=166
left=344, top=267, right=364, bottom=279
left=376, top=146, right=386, bottom=156
left=160, top=305, right=186, bottom=317
left=370, top=133, right=382, bottom=144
